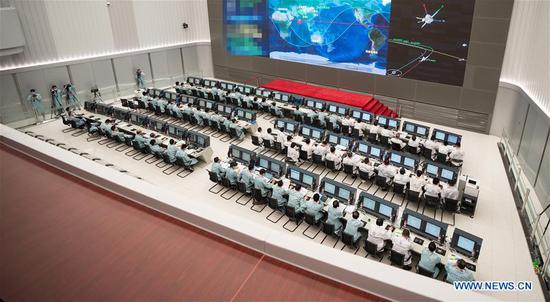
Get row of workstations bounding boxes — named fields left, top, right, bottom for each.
left=185, top=77, right=463, bottom=146
left=81, top=101, right=212, bottom=161
left=227, top=144, right=482, bottom=275
left=272, top=118, right=460, bottom=183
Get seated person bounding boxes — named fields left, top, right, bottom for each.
left=377, top=159, right=396, bottom=184
left=419, top=242, right=442, bottom=278
left=238, top=164, right=255, bottom=193
left=158, top=98, right=168, bottom=113
left=275, top=128, right=287, bottom=144
left=448, top=142, right=465, bottom=166
left=64, top=108, right=87, bottom=128
left=300, top=138, right=314, bottom=159
left=353, top=120, right=367, bottom=135
left=437, top=141, right=454, bottom=157
left=262, top=128, right=275, bottom=144
left=409, top=170, right=426, bottom=193
left=442, top=179, right=459, bottom=200
left=283, top=135, right=293, bottom=152
left=96, top=119, right=113, bottom=135
left=132, top=130, right=148, bottom=149
left=317, top=110, right=328, bottom=127
left=271, top=102, right=283, bottom=118
left=293, top=106, right=304, bottom=119
left=287, top=142, right=300, bottom=163
left=445, top=259, right=474, bottom=283
left=165, top=139, right=179, bottom=163
left=253, top=127, right=264, bottom=145
left=287, top=184, right=306, bottom=214
left=193, top=109, right=205, bottom=126
left=393, top=168, right=410, bottom=186
left=380, top=124, right=393, bottom=138
left=149, top=139, right=166, bottom=157
left=111, top=125, right=133, bottom=142
left=358, top=157, right=375, bottom=179
left=229, top=119, right=245, bottom=140
left=327, top=200, right=344, bottom=236
left=225, top=161, right=239, bottom=185
left=253, top=169, right=273, bottom=198
left=341, top=115, right=356, bottom=133
left=342, top=151, right=360, bottom=174
left=407, top=135, right=420, bottom=153
left=327, top=114, right=341, bottom=131
left=175, top=144, right=198, bottom=171
left=343, top=211, right=364, bottom=242
left=368, top=121, right=380, bottom=138
left=367, top=218, right=393, bottom=252
left=390, top=133, right=407, bottom=150
left=313, top=141, right=330, bottom=160
left=304, top=193, right=324, bottom=223
left=271, top=180, right=288, bottom=210
left=391, top=228, right=413, bottom=269
left=325, top=146, right=343, bottom=170
left=210, top=157, right=225, bottom=178
left=424, top=177, right=443, bottom=199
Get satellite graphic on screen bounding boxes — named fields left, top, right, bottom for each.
left=224, top=0, right=476, bottom=86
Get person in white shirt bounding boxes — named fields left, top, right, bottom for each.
left=422, top=138, right=439, bottom=160
left=377, top=159, right=396, bottom=183
left=276, top=127, right=287, bottom=144
left=380, top=124, right=393, bottom=138
left=300, top=138, right=314, bottom=159
left=442, top=179, right=459, bottom=200
left=287, top=142, right=300, bottom=163
left=393, top=168, right=410, bottom=186
left=409, top=170, right=426, bottom=193
left=367, top=218, right=394, bottom=252
left=369, top=121, right=380, bottom=137
left=390, top=133, right=406, bottom=150
left=358, top=157, right=375, bottom=179
left=262, top=128, right=275, bottom=145
left=437, top=141, right=454, bottom=156
left=313, top=141, right=330, bottom=160
left=448, top=142, right=465, bottom=166
left=342, top=151, right=361, bottom=174
left=424, top=177, right=443, bottom=199
left=407, top=135, right=420, bottom=154
left=253, top=127, right=264, bottom=145
left=325, top=146, right=343, bottom=170
left=354, top=120, right=367, bottom=135
left=341, top=115, right=356, bottom=134
left=392, top=229, right=413, bottom=268
left=284, top=135, right=293, bottom=152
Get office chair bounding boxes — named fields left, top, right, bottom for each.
left=302, top=212, right=322, bottom=239
left=374, top=175, right=389, bottom=191
left=137, top=99, right=146, bottom=109
left=421, top=146, right=433, bottom=159
left=304, top=116, right=313, bottom=125
left=352, top=128, right=362, bottom=139
left=436, top=152, right=448, bottom=164
left=341, top=163, right=356, bottom=185
left=341, top=232, right=360, bottom=254
left=367, top=132, right=378, bottom=143
left=379, top=136, right=389, bottom=146
left=389, top=250, right=406, bottom=267
left=311, top=153, right=327, bottom=175
left=283, top=206, right=302, bottom=232
left=320, top=221, right=339, bottom=248
left=312, top=118, right=322, bottom=128
left=207, top=171, right=224, bottom=194
left=234, top=181, right=252, bottom=206
left=251, top=136, right=262, bottom=147
left=423, top=195, right=441, bottom=219
left=406, top=145, right=418, bottom=154
left=442, top=198, right=459, bottom=225
left=417, top=265, right=437, bottom=278
left=298, top=150, right=313, bottom=170
left=251, top=187, right=266, bottom=205
left=391, top=142, right=402, bottom=150
left=220, top=177, right=238, bottom=200
left=266, top=197, right=285, bottom=223
left=274, top=141, right=285, bottom=155
left=327, top=122, right=339, bottom=133
left=341, top=125, right=350, bottom=135
left=325, top=160, right=340, bottom=179
left=293, top=114, right=304, bottom=124
left=391, top=183, right=406, bottom=205
left=364, top=240, right=384, bottom=261
left=406, top=190, right=421, bottom=211
left=357, top=170, right=373, bottom=190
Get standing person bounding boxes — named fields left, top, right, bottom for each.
left=65, top=84, right=81, bottom=109
left=136, top=68, right=146, bottom=89
left=50, top=85, right=63, bottom=117
left=27, top=89, right=46, bottom=123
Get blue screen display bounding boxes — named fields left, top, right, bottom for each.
left=425, top=223, right=441, bottom=238
left=407, top=215, right=421, bottom=229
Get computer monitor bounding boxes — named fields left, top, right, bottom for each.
left=231, top=149, right=240, bottom=158
left=358, top=143, right=368, bottom=154
left=168, top=125, right=176, bottom=135
left=290, top=169, right=300, bottom=181
left=242, top=152, right=251, bottom=162
left=339, top=138, right=349, bottom=148
left=405, top=123, right=415, bottom=132
left=274, top=93, right=281, bottom=100
left=370, top=147, right=381, bottom=158
left=378, top=204, right=392, bottom=218
left=282, top=95, right=289, bottom=102
left=307, top=100, right=314, bottom=107
left=287, top=123, right=295, bottom=132
left=221, top=83, right=227, bottom=89
left=441, top=169, right=454, bottom=181
left=277, top=121, right=285, bottom=129
left=263, top=91, right=271, bottom=97
left=224, top=107, right=232, bottom=114
left=197, top=136, right=205, bottom=147
left=363, top=197, right=375, bottom=210
left=390, top=153, right=402, bottom=164
left=315, top=102, right=323, bottom=109
left=259, top=158, right=269, bottom=169
left=130, top=113, right=139, bottom=123
left=388, top=120, right=397, bottom=128
left=362, top=113, right=371, bottom=121
left=324, top=182, right=336, bottom=194
left=447, top=134, right=458, bottom=144
left=312, top=130, right=321, bottom=139
left=337, top=107, right=346, bottom=115
left=237, top=110, right=244, bottom=118
left=328, top=135, right=338, bottom=144
left=406, top=215, right=422, bottom=229
left=338, top=188, right=350, bottom=200
left=227, top=84, right=234, bottom=90
left=403, top=157, right=415, bottom=169
left=271, top=163, right=280, bottom=173
left=426, top=164, right=438, bottom=175
left=417, top=127, right=427, bottom=136
left=244, top=87, right=251, bottom=94
left=217, top=105, right=224, bottom=112
left=457, top=236, right=475, bottom=253
left=425, top=223, right=441, bottom=238
left=352, top=111, right=361, bottom=119
left=302, top=174, right=314, bottom=187
left=302, top=127, right=311, bottom=136
left=435, top=131, right=445, bottom=140
left=255, top=90, right=262, bottom=96
left=378, top=116, right=387, bottom=125
left=328, top=105, right=337, bottom=113
left=155, top=122, right=164, bottom=131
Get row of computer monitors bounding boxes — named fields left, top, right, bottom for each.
left=84, top=101, right=210, bottom=148
left=227, top=144, right=480, bottom=260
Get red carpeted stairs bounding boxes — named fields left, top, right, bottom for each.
left=261, top=79, right=398, bottom=118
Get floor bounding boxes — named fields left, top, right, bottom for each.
left=14, top=96, right=546, bottom=301
left=0, top=145, right=384, bottom=302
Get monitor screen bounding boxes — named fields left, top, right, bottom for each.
left=378, top=204, right=392, bottom=217
left=290, top=169, right=300, bottom=181
left=277, top=121, right=285, bottom=129
left=358, top=143, right=368, bottom=154
left=245, top=112, right=253, bottom=120
left=338, top=107, right=346, bottom=115
left=406, top=215, right=422, bottom=229
left=197, top=136, right=205, bottom=147
left=242, top=152, right=251, bottom=162
left=274, top=93, right=281, bottom=100
left=130, top=114, right=138, bottom=123
left=447, top=134, right=458, bottom=144
left=206, top=102, right=213, bottom=109
left=363, top=197, right=376, bottom=210
left=312, top=130, right=321, bottom=139
left=339, top=138, right=349, bottom=148
left=362, top=113, right=371, bottom=121
left=204, top=80, right=210, bottom=86
left=237, top=110, right=244, bottom=118
left=388, top=120, right=398, bottom=128
left=228, top=84, right=234, bottom=90
left=302, top=174, right=314, bottom=186
left=457, top=236, right=475, bottom=253
left=259, top=158, right=269, bottom=168
left=287, top=123, right=295, bottom=132
left=352, top=111, right=360, bottom=119
left=417, top=127, right=427, bottom=136
left=231, top=149, right=240, bottom=158
left=244, top=87, right=251, bottom=94
left=282, top=95, right=289, bottom=102
left=324, top=182, right=336, bottom=194
left=156, top=122, right=164, bottom=130
left=315, top=102, right=323, bottom=109
left=405, top=123, right=415, bottom=132
left=307, top=100, right=314, bottom=107
left=338, top=188, right=351, bottom=200
left=378, top=116, right=387, bottom=125
left=168, top=126, right=176, bottom=135
left=328, top=135, right=338, bottom=144
left=441, top=169, right=454, bottom=181
left=425, top=223, right=441, bottom=238
left=271, top=163, right=280, bottom=173
left=263, top=91, right=271, bottom=97
left=256, top=90, right=262, bottom=96
left=435, top=131, right=445, bottom=140
left=328, top=105, right=336, bottom=113
left=370, top=148, right=381, bottom=158
left=302, top=127, right=311, bottom=136
left=426, top=164, right=438, bottom=175
left=218, top=105, right=224, bottom=112
left=221, top=83, right=227, bottom=89
left=403, top=157, right=415, bottom=168
left=390, top=153, right=402, bottom=164
left=225, top=107, right=232, bottom=114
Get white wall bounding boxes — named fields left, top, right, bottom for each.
left=500, top=0, right=550, bottom=118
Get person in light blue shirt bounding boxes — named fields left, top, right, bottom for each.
left=253, top=169, right=272, bottom=197
left=327, top=200, right=344, bottom=235
left=210, top=157, right=225, bottom=179
left=111, top=125, right=133, bottom=142
left=419, top=242, right=442, bottom=278
left=271, top=102, right=283, bottom=118
left=223, top=118, right=232, bottom=132
left=271, top=180, right=288, bottom=209
left=28, top=89, right=46, bottom=123
left=50, top=85, right=64, bottom=116
left=317, top=109, right=328, bottom=127
left=166, top=102, right=176, bottom=115
left=239, top=164, right=255, bottom=193
left=229, top=119, right=245, bottom=140
left=293, top=105, right=304, bottom=120
left=225, top=161, right=239, bottom=185
left=328, top=114, right=341, bottom=131
left=165, top=139, right=179, bottom=163
left=158, top=98, right=168, bottom=113
left=287, top=184, right=306, bottom=214
left=97, top=119, right=112, bottom=135
left=65, top=84, right=81, bottom=109
left=445, top=259, right=474, bottom=283
left=133, top=130, right=147, bottom=149
left=343, top=211, right=364, bottom=242
left=136, top=68, right=146, bottom=89
left=304, top=193, right=324, bottom=223
left=176, top=144, right=198, bottom=171
left=194, top=109, right=204, bottom=126
left=149, top=139, right=165, bottom=157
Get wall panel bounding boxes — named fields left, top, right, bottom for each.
left=0, top=74, right=28, bottom=123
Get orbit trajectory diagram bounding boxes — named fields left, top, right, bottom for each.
left=386, top=0, right=476, bottom=86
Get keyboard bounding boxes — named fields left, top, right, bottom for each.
left=413, top=237, right=424, bottom=245
left=465, top=263, right=476, bottom=271
left=436, top=247, right=446, bottom=256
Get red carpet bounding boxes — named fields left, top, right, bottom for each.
left=261, top=79, right=398, bottom=117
